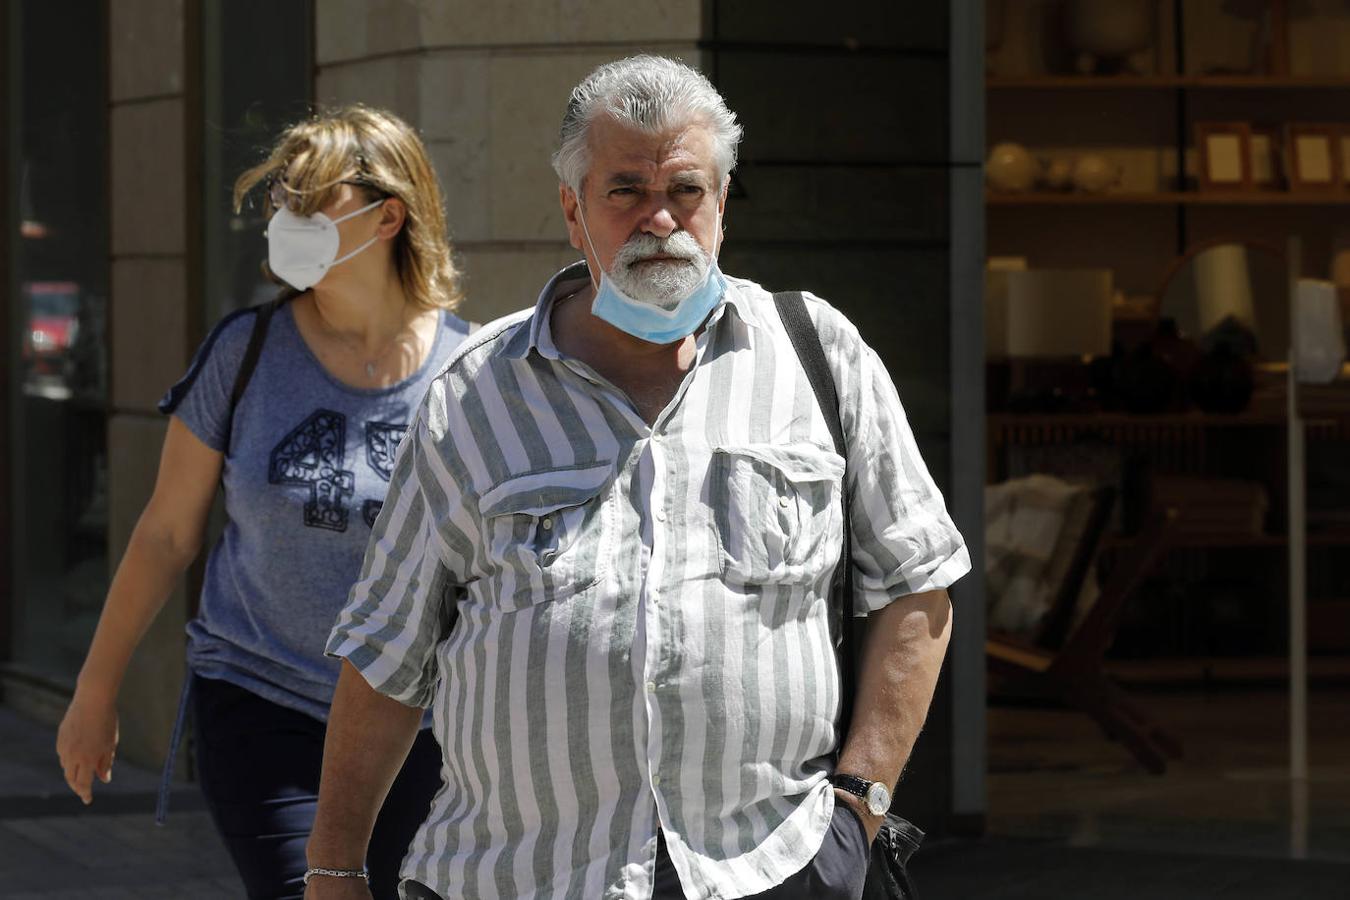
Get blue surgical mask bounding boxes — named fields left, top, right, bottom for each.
left=576, top=205, right=727, bottom=345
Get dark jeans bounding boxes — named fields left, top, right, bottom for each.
left=653, top=803, right=870, bottom=900
left=193, top=675, right=442, bottom=900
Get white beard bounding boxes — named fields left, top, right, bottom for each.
left=607, top=231, right=711, bottom=311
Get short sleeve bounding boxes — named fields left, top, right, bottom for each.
left=326, top=400, right=464, bottom=708
left=841, top=337, right=971, bottom=615
left=158, top=308, right=256, bottom=452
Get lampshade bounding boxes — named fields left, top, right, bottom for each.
left=1194, top=243, right=1257, bottom=335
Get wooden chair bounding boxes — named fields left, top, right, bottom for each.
left=987, top=488, right=1183, bottom=774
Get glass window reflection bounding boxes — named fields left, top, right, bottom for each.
left=7, top=0, right=109, bottom=682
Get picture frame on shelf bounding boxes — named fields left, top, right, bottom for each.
left=1242, top=126, right=1274, bottom=190
left=1285, top=123, right=1342, bottom=192
left=1249, top=127, right=1280, bottom=189
left=1339, top=126, right=1350, bottom=190
left=1196, top=121, right=1252, bottom=192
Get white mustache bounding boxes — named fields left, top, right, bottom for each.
left=613, top=232, right=706, bottom=270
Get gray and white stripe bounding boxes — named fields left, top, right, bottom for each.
left=328, top=262, right=970, bottom=900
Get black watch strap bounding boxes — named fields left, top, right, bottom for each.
left=829, top=773, right=873, bottom=799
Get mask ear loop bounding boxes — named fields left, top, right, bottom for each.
left=712, top=179, right=729, bottom=262
left=574, top=192, right=603, bottom=291
left=711, top=206, right=724, bottom=265
left=327, top=198, right=388, bottom=268
left=329, top=196, right=386, bottom=225
left=576, top=188, right=725, bottom=291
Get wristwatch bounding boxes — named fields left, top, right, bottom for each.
left=830, top=773, right=892, bottom=817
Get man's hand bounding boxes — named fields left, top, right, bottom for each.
left=306, top=661, right=422, bottom=898
left=834, top=787, right=883, bottom=845
left=835, top=589, right=952, bottom=845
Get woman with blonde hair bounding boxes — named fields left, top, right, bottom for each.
left=56, top=105, right=472, bottom=899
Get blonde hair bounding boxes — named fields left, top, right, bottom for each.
left=234, top=104, right=463, bottom=312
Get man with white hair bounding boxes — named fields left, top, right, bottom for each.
left=305, top=56, right=968, bottom=900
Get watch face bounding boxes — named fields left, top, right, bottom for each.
left=865, top=782, right=891, bottom=816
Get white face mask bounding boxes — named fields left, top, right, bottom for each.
left=266, top=198, right=385, bottom=290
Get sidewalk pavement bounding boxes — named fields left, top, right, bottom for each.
left=0, top=707, right=240, bottom=898
left=4, top=705, right=1350, bottom=899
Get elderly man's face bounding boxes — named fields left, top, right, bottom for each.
left=561, top=117, right=726, bottom=308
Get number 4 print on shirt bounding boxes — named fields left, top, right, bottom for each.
left=269, top=411, right=409, bottom=531
left=362, top=421, right=407, bottom=526
left=269, top=410, right=356, bottom=531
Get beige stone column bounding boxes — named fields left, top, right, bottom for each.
left=107, top=0, right=191, bottom=768
left=313, top=0, right=703, bottom=324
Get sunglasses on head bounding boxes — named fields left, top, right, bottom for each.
left=266, top=172, right=388, bottom=213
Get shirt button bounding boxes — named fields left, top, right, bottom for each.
left=651, top=774, right=662, bottom=786
left=778, top=495, right=791, bottom=508
left=655, top=509, right=667, bottom=522
left=541, top=518, right=554, bottom=531
left=646, top=681, right=658, bottom=692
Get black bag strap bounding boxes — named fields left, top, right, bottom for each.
left=772, top=290, right=858, bottom=747
left=221, top=295, right=285, bottom=455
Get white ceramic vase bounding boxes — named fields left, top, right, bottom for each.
left=1071, top=154, right=1121, bottom=193
left=1065, top=0, right=1155, bottom=75
left=986, top=143, right=1039, bottom=193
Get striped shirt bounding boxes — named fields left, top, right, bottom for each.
left=327, top=261, right=970, bottom=900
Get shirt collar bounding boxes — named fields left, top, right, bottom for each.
left=716, top=277, right=765, bottom=333
left=504, top=260, right=761, bottom=361
left=500, top=260, right=591, bottom=361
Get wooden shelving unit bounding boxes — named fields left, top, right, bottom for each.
left=988, top=75, right=1350, bottom=90
left=1103, top=531, right=1350, bottom=550
left=988, top=411, right=1346, bottom=429
left=987, top=191, right=1350, bottom=206
left=1109, top=656, right=1350, bottom=685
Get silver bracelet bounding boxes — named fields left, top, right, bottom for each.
left=303, top=866, right=369, bottom=885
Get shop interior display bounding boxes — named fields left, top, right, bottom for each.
left=986, top=487, right=1184, bottom=773
left=985, top=1, right=1350, bottom=707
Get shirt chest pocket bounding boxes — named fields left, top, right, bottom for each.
left=709, top=443, right=845, bottom=586
left=477, top=462, right=613, bottom=612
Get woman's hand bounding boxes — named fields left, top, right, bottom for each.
left=56, top=687, right=120, bottom=804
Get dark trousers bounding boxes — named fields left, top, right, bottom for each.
left=193, top=675, right=442, bottom=900
left=652, top=803, right=870, bottom=900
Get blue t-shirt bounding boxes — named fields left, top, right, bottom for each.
left=160, top=301, right=472, bottom=720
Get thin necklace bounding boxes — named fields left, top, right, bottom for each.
left=314, top=302, right=420, bottom=381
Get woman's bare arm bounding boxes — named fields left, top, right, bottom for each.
left=56, top=416, right=222, bottom=803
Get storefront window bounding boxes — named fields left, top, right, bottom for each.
left=5, top=0, right=109, bottom=682
left=202, top=0, right=312, bottom=324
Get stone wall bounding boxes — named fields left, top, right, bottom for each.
left=313, top=0, right=704, bottom=325
left=106, top=0, right=191, bottom=768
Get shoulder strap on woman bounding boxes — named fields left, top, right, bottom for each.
left=221, top=294, right=287, bottom=455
